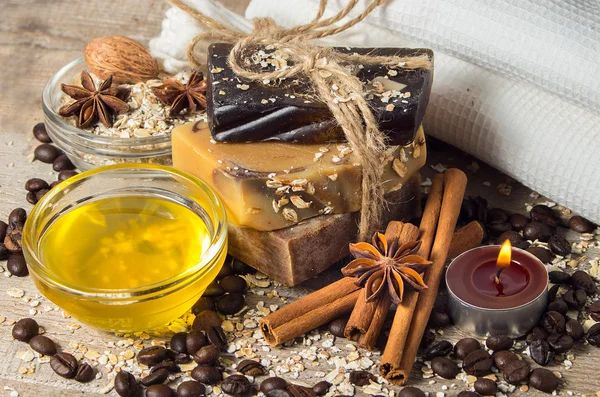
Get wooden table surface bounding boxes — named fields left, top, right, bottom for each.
left=1, top=1, right=599, bottom=396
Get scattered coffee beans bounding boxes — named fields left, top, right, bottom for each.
left=12, top=318, right=39, bottom=342
left=231, top=257, right=256, bottom=275
left=431, top=357, right=459, bottom=379
left=177, top=380, right=206, bottom=397
left=328, top=317, right=348, bottom=337
left=114, top=370, right=140, bottom=397
left=548, top=234, right=571, bottom=256
left=528, top=368, right=559, bottom=393
left=146, top=384, right=174, bottom=397
left=474, top=378, right=497, bottom=395
left=74, top=362, right=95, bottom=383
left=193, top=344, right=220, bottom=365
left=50, top=352, right=78, bottom=378
left=216, top=293, right=245, bottom=315
left=348, top=370, right=375, bottom=386
left=424, top=340, right=453, bottom=359
left=523, top=221, right=553, bottom=242
left=34, top=144, right=62, bottom=164
left=547, top=333, right=574, bottom=353
left=58, top=170, right=78, bottom=181
left=29, top=335, right=57, bottom=356
left=0, top=242, right=8, bottom=260
left=541, top=311, right=566, bottom=334
left=33, top=123, right=52, bottom=143
left=7, top=253, right=28, bottom=277
left=312, top=381, right=331, bottom=396
left=237, top=359, right=266, bottom=376
left=428, top=310, right=451, bottom=327
left=9, top=208, right=26, bottom=226
left=221, top=374, right=252, bottom=396
left=204, top=281, right=225, bottom=297
left=192, top=310, right=222, bottom=332
left=191, top=365, right=222, bottom=385
left=52, top=154, right=75, bottom=172
left=503, top=359, right=530, bottom=384
left=568, top=215, right=595, bottom=233
left=571, top=270, right=597, bottom=294
left=509, top=213, right=529, bottom=230
left=220, top=275, right=247, bottom=293
left=529, top=339, right=553, bottom=366
left=454, top=338, right=481, bottom=360
left=206, top=325, right=227, bottom=349
left=420, top=329, right=435, bottom=349
left=590, top=301, right=600, bottom=321
left=141, top=368, right=170, bottom=386
left=565, top=318, right=584, bottom=341
left=150, top=360, right=180, bottom=374
left=548, top=270, right=571, bottom=284
left=137, top=346, right=169, bottom=367
left=260, top=377, right=288, bottom=394
left=456, top=392, right=479, bottom=397
left=586, top=323, right=600, bottom=347
left=526, top=246, right=554, bottom=263
left=185, top=330, right=208, bottom=355
left=462, top=349, right=493, bottom=376
left=398, top=386, right=426, bottom=397
left=191, top=297, right=216, bottom=315
left=485, top=335, right=513, bottom=351
left=547, top=299, right=568, bottom=315
left=170, top=332, right=188, bottom=353
left=25, top=178, right=49, bottom=192
left=493, top=350, right=518, bottom=371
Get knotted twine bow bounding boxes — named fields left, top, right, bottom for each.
left=168, top=0, right=432, bottom=241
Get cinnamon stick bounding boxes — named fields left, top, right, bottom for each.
left=380, top=173, right=444, bottom=376
left=386, top=168, right=467, bottom=384
left=260, top=277, right=360, bottom=346
left=447, top=221, right=485, bottom=259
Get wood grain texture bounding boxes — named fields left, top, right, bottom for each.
left=0, top=1, right=599, bottom=396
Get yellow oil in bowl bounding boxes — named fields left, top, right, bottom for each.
left=24, top=164, right=227, bottom=332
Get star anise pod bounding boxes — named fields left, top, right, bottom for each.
left=152, top=70, right=207, bottom=117
left=59, top=70, right=130, bottom=128
left=341, top=232, right=432, bottom=304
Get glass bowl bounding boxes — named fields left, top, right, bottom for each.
left=22, top=164, right=228, bottom=332
left=41, top=58, right=172, bottom=171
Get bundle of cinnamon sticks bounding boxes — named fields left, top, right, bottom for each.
left=260, top=168, right=475, bottom=385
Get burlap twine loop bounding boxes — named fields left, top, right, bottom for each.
left=168, top=0, right=432, bottom=241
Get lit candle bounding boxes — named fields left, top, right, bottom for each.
left=446, top=243, right=549, bottom=337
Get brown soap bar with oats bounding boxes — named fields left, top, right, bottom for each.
left=207, top=43, right=433, bottom=145
left=229, top=174, right=421, bottom=286
left=172, top=121, right=426, bottom=232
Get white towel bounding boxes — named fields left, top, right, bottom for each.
left=149, top=0, right=600, bottom=225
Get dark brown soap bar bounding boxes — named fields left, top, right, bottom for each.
left=207, top=43, right=433, bottom=145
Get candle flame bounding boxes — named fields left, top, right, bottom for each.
left=497, top=240, right=512, bottom=268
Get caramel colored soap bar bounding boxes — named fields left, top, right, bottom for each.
left=228, top=175, right=421, bottom=286
left=172, top=121, right=426, bottom=231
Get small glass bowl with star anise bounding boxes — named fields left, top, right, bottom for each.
left=42, top=58, right=206, bottom=170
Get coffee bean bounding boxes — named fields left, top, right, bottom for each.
left=25, top=178, right=49, bottom=192
left=541, top=311, right=566, bottom=334
left=571, top=270, right=596, bottom=294
left=563, top=289, right=586, bottom=309
left=463, top=349, right=493, bottom=376
left=7, top=254, right=28, bottom=277
left=192, top=297, right=215, bottom=315
left=424, top=340, right=453, bottom=359
left=430, top=357, right=459, bottom=379
left=568, top=215, right=595, bottom=233
left=548, top=284, right=560, bottom=302
left=221, top=374, right=251, bottom=396
left=12, top=318, right=39, bottom=342
left=0, top=220, right=7, bottom=240
left=487, top=208, right=509, bottom=223
left=204, top=281, right=226, bottom=296
left=485, top=335, right=513, bottom=351
left=486, top=221, right=512, bottom=236
left=115, top=370, right=139, bottom=397
left=191, top=365, right=222, bottom=385
left=220, top=275, right=247, bottom=293
left=52, top=154, right=75, bottom=172
left=548, top=234, right=571, bottom=256
left=9, top=208, right=27, bottom=227
left=141, top=368, right=170, bottom=386
left=590, top=301, right=600, bottom=321
left=177, top=380, right=206, bottom=397
left=548, top=271, right=571, bottom=284
left=29, top=335, right=56, bottom=356
left=349, top=370, right=375, bottom=386
left=232, top=258, right=256, bottom=275
left=238, top=359, right=266, bottom=376
left=454, top=338, right=481, bottom=360
left=58, top=170, right=78, bottom=181
left=529, top=339, right=554, bottom=366
left=266, top=390, right=293, bottom=397
left=50, top=181, right=60, bottom=189
left=523, top=221, right=553, bottom=242
left=174, top=352, right=192, bottom=364
left=526, top=247, right=554, bottom=264
left=50, top=352, right=78, bottom=378
left=328, top=317, right=348, bottom=337
left=398, top=386, right=426, bottom=397
left=137, top=346, right=169, bottom=367
left=493, top=350, right=518, bottom=371
left=586, top=323, right=600, bottom=347
left=456, top=392, right=479, bottom=397
left=4, top=225, right=23, bottom=253
left=503, top=359, right=530, bottom=385
left=207, top=326, right=227, bottom=349
left=531, top=206, right=558, bottom=228
left=25, top=192, right=36, bottom=205
left=186, top=331, right=208, bottom=355
left=474, top=378, right=497, bottom=395
left=193, top=344, right=220, bottom=365
left=420, top=329, right=435, bottom=349
left=150, top=360, right=180, bottom=374
left=530, top=326, right=550, bottom=341
left=170, top=332, right=188, bottom=353
left=428, top=310, right=451, bottom=328
left=34, top=144, right=62, bottom=163
left=192, top=310, right=222, bottom=332
left=216, top=293, right=245, bottom=315
left=75, top=362, right=95, bottom=383
left=509, top=213, right=530, bottom=230
left=547, top=333, right=574, bottom=353
left=33, top=123, right=52, bottom=143
left=497, top=230, right=524, bottom=246
left=565, top=318, right=584, bottom=341
left=312, top=381, right=331, bottom=396
left=0, top=243, right=8, bottom=260
left=547, top=299, right=569, bottom=315
left=35, top=188, right=49, bottom=202
left=529, top=368, right=559, bottom=393
left=576, top=288, right=589, bottom=306
left=146, top=384, right=174, bottom=397
left=260, top=377, right=288, bottom=394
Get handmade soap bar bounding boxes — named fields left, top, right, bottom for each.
left=228, top=175, right=421, bottom=286
left=207, top=43, right=433, bottom=145
left=172, top=121, right=426, bottom=231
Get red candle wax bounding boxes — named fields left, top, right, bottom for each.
left=472, top=260, right=530, bottom=297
